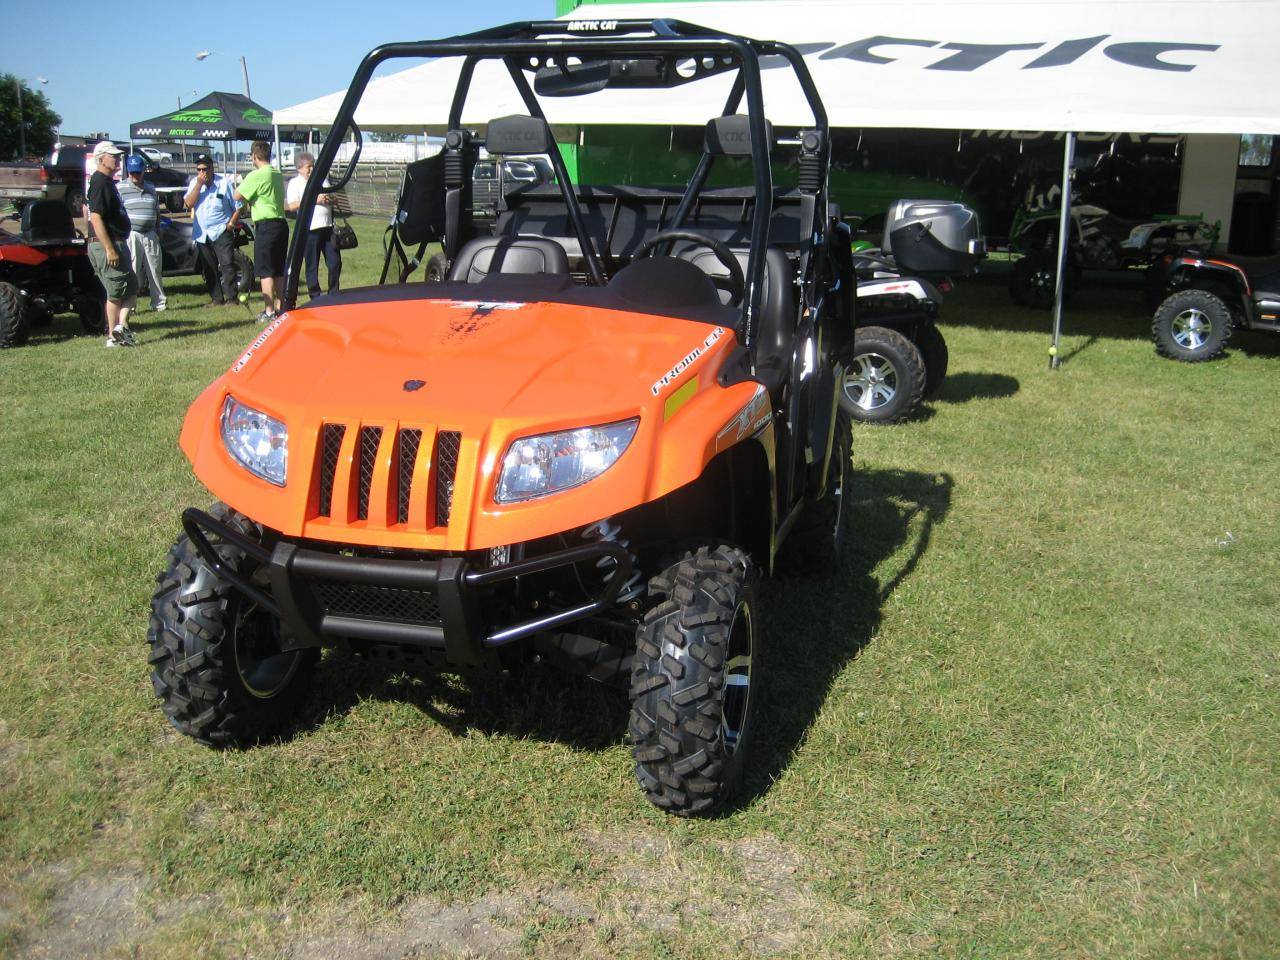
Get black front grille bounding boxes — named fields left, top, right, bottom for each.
left=318, top=424, right=346, bottom=517
left=356, top=426, right=383, bottom=520
left=313, top=580, right=441, bottom=624
left=396, top=428, right=422, bottom=524
left=435, top=431, right=461, bottom=526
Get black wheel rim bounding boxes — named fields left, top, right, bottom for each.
left=831, top=441, right=847, bottom=537
left=230, top=595, right=302, bottom=699
left=721, top=600, right=754, bottom=755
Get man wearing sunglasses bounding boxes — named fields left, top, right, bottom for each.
left=183, top=153, right=240, bottom=306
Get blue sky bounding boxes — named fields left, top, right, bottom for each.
left=7, top=0, right=558, bottom=141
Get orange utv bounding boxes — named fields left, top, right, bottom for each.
left=149, top=19, right=855, bottom=815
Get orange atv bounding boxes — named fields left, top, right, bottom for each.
left=149, top=19, right=854, bottom=816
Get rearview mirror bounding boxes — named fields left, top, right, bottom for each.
left=534, top=61, right=610, bottom=97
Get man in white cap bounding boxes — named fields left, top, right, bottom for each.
left=86, top=141, right=139, bottom=346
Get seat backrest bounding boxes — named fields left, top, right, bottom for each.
left=22, top=199, right=76, bottom=244
left=678, top=245, right=796, bottom=390
left=446, top=236, right=570, bottom=283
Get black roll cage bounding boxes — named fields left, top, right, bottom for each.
left=286, top=18, right=829, bottom=351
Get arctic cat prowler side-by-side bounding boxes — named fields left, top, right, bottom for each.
left=842, top=200, right=984, bottom=424
left=149, top=19, right=854, bottom=816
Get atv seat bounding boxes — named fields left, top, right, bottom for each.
left=21, top=199, right=82, bottom=247
left=677, top=244, right=796, bottom=394
left=1226, top=254, right=1280, bottom=298
left=446, top=236, right=570, bottom=283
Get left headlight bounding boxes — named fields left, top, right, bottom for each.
left=496, top=419, right=639, bottom=504
left=220, top=395, right=288, bottom=487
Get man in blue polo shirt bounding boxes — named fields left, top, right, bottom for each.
left=183, top=153, right=240, bottom=306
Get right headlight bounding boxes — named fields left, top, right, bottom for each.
left=496, top=419, right=639, bottom=504
left=220, top=394, right=288, bottom=487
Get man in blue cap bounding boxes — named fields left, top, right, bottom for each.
left=119, top=154, right=166, bottom=312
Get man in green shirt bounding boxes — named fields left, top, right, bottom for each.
left=234, top=140, right=287, bottom=322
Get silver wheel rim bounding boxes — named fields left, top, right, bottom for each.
left=1172, top=308, right=1213, bottom=349
left=844, top=352, right=897, bottom=411
left=721, top=600, right=753, bottom=755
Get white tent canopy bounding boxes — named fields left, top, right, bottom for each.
left=275, top=0, right=1280, bottom=134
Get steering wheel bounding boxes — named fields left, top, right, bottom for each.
left=633, top=230, right=745, bottom=306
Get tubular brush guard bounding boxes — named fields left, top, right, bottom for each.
left=181, top=507, right=632, bottom=667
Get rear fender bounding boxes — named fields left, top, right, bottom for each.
left=1172, top=259, right=1252, bottom=319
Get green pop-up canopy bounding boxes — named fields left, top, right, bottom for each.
left=130, top=91, right=304, bottom=142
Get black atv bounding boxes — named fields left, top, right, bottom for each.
left=156, top=216, right=255, bottom=297
left=0, top=199, right=105, bottom=346
left=1149, top=249, right=1280, bottom=361
left=841, top=200, right=984, bottom=424
left=1009, top=198, right=1216, bottom=310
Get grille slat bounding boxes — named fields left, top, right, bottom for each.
left=314, top=423, right=460, bottom=529
left=318, top=424, right=347, bottom=517
left=435, top=431, right=462, bottom=527
left=396, top=429, right=422, bottom=524
left=356, top=426, right=383, bottom=521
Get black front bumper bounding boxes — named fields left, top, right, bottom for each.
left=181, top=507, right=631, bottom=667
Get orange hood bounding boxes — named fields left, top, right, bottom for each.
left=180, top=296, right=763, bottom=550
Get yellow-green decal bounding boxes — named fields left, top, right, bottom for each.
left=663, top=377, right=699, bottom=422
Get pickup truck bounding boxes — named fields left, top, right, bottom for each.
left=1, top=145, right=188, bottom=216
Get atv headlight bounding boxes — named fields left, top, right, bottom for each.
left=220, top=395, right=288, bottom=487
left=496, top=419, right=639, bottom=504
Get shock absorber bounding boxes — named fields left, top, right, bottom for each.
left=581, top=518, right=644, bottom=603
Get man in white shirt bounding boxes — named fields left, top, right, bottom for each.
left=285, top=152, right=341, bottom=299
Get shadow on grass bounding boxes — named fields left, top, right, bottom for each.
left=148, top=317, right=256, bottom=343
left=732, top=466, right=953, bottom=813
left=1232, top=328, right=1280, bottom=358
left=290, top=467, right=953, bottom=807
left=947, top=263, right=1156, bottom=341
left=934, top=371, right=1019, bottom=404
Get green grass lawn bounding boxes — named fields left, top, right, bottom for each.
left=1, top=217, right=1277, bottom=958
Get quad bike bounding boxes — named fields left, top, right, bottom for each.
left=1148, top=248, right=1280, bottom=361
left=1008, top=190, right=1217, bottom=309
left=156, top=216, right=255, bottom=296
left=150, top=20, right=854, bottom=817
left=841, top=200, right=984, bottom=424
left=0, top=199, right=105, bottom=346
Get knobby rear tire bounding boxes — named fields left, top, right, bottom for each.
left=0, top=282, right=30, bottom=348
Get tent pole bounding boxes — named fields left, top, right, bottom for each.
left=1049, top=131, right=1076, bottom=370
left=273, top=123, right=281, bottom=170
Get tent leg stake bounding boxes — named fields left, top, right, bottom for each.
left=1049, top=131, right=1075, bottom=370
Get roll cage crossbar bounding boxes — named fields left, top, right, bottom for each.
left=287, top=19, right=828, bottom=351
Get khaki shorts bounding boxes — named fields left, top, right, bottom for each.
left=88, top=239, right=139, bottom=304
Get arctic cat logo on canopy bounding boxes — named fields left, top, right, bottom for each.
left=813, top=35, right=1220, bottom=72
left=169, top=109, right=223, bottom=122
left=567, top=20, right=618, bottom=32
left=243, top=108, right=271, bottom=123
